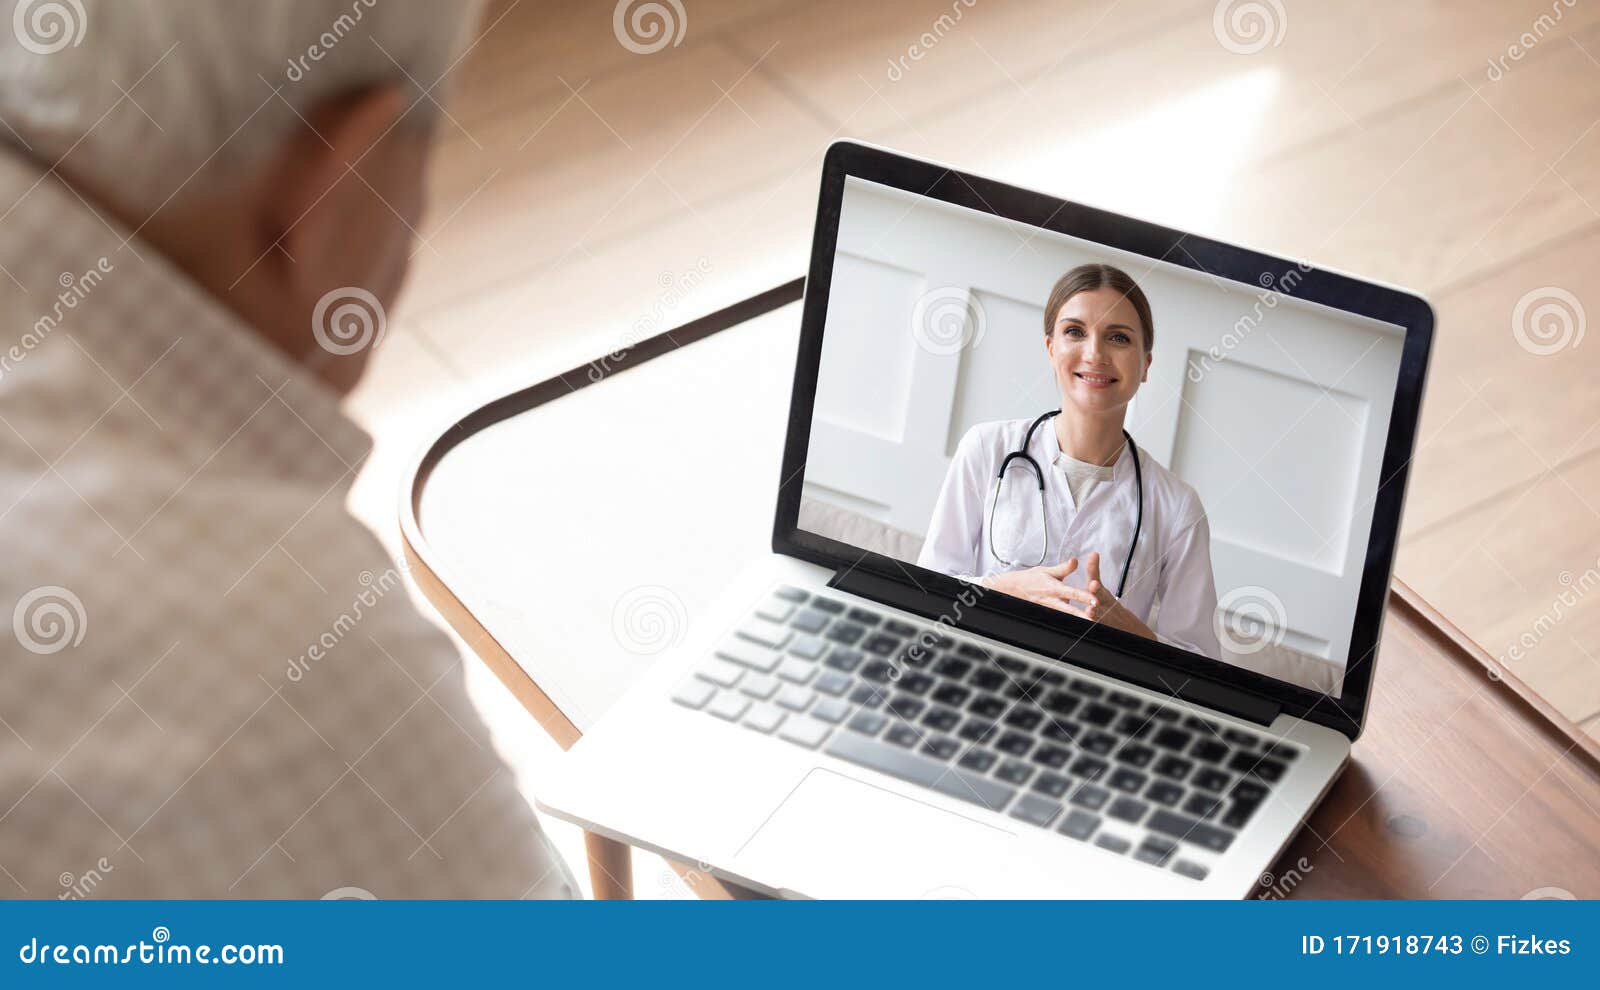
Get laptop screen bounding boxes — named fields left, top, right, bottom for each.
left=797, top=174, right=1411, bottom=701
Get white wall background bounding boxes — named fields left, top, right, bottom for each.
left=803, top=177, right=1406, bottom=672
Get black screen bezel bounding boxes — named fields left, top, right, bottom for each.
left=772, top=141, right=1434, bottom=739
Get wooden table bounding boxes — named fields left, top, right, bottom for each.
left=400, top=281, right=1600, bottom=899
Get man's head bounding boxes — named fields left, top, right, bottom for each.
left=0, top=0, right=481, bottom=391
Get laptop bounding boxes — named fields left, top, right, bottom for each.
left=537, top=141, right=1434, bottom=898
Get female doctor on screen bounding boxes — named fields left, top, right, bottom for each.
left=917, top=264, right=1222, bottom=659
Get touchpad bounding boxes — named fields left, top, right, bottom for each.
left=732, top=768, right=1017, bottom=899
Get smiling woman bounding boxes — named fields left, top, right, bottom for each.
left=916, top=263, right=1222, bottom=658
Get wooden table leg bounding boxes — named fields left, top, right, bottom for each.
left=584, top=831, right=634, bottom=900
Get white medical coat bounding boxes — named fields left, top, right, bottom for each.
left=917, top=418, right=1222, bottom=659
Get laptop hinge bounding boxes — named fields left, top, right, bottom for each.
left=828, top=567, right=1281, bottom=727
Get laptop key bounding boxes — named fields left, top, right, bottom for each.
left=775, top=684, right=813, bottom=712
left=847, top=711, right=888, bottom=737
left=1145, top=780, right=1186, bottom=807
left=1152, top=727, right=1193, bottom=752
left=811, top=698, right=849, bottom=724
left=862, top=633, right=899, bottom=656
left=884, top=619, right=917, bottom=637
left=1042, top=718, right=1080, bottom=744
left=739, top=673, right=779, bottom=701
left=933, top=657, right=972, bottom=680
left=1172, top=860, right=1209, bottom=881
left=861, top=660, right=894, bottom=684
left=790, top=610, right=829, bottom=634
left=671, top=679, right=716, bottom=710
left=1107, top=796, right=1148, bottom=824
left=773, top=585, right=808, bottom=603
left=846, top=607, right=882, bottom=626
left=809, top=597, right=845, bottom=614
left=1069, top=784, right=1111, bottom=810
left=824, top=648, right=863, bottom=673
left=778, top=717, right=831, bottom=750
left=1080, top=730, right=1117, bottom=755
left=958, top=748, right=998, bottom=773
left=1069, top=756, right=1109, bottom=781
left=742, top=703, right=786, bottom=734
left=929, top=678, right=970, bottom=706
left=848, top=686, right=884, bottom=710
left=1108, top=767, right=1147, bottom=793
left=756, top=598, right=796, bottom=623
left=921, top=736, right=960, bottom=761
left=886, top=694, right=925, bottom=721
left=824, top=731, right=1015, bottom=813
left=1031, top=745, right=1071, bottom=769
left=884, top=725, right=921, bottom=748
left=825, top=622, right=866, bottom=646
left=1135, top=836, right=1177, bottom=867
left=996, top=732, right=1034, bottom=757
left=1191, top=767, right=1231, bottom=792
left=967, top=694, right=1005, bottom=718
left=814, top=670, right=851, bottom=696
left=1058, top=809, right=1100, bottom=841
left=718, top=638, right=783, bottom=674
left=958, top=719, right=997, bottom=743
left=921, top=706, right=961, bottom=732
left=1003, top=706, right=1043, bottom=731
left=706, top=692, right=750, bottom=722
left=1093, top=833, right=1131, bottom=855
left=788, top=633, right=828, bottom=659
left=898, top=672, right=935, bottom=695
left=695, top=657, right=743, bottom=688
left=776, top=657, right=816, bottom=684
left=1118, top=742, right=1156, bottom=768
left=1145, top=809, right=1235, bottom=852
left=739, top=618, right=791, bottom=649
left=1009, top=794, right=1062, bottom=828
left=1067, top=679, right=1105, bottom=699
left=1032, top=772, right=1072, bottom=798
left=1222, top=728, right=1257, bottom=747
left=1183, top=793, right=1223, bottom=819
left=995, top=760, right=1034, bottom=785
left=968, top=668, right=1006, bottom=691
left=1153, top=755, right=1193, bottom=781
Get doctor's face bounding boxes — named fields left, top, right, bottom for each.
left=1046, top=287, right=1152, bottom=415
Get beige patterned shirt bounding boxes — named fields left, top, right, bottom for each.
left=0, top=147, right=575, bottom=899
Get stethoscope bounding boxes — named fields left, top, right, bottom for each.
left=986, top=410, right=1143, bottom=599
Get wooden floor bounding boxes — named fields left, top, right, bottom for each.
left=343, top=0, right=1600, bottom=891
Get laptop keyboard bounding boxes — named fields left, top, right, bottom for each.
left=674, top=585, right=1301, bottom=883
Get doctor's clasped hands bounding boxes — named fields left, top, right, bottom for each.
left=981, top=552, right=1155, bottom=641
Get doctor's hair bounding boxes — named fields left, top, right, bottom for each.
left=1043, top=264, right=1155, bottom=352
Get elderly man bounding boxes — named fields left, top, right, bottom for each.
left=0, top=1, right=575, bottom=897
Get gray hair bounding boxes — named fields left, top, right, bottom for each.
left=0, top=0, right=481, bottom=214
